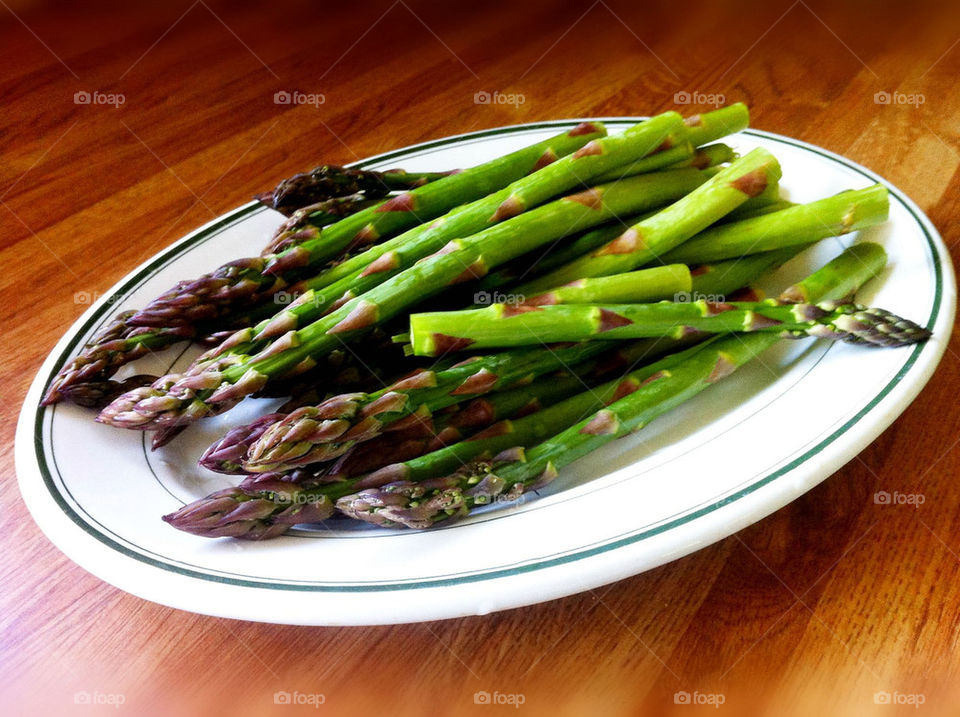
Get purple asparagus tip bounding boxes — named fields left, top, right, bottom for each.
left=58, top=374, right=157, bottom=410
left=162, top=485, right=335, bottom=540
left=199, top=413, right=287, bottom=473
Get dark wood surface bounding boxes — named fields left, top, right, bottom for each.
left=2, top=1, right=959, bottom=714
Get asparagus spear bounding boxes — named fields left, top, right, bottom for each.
left=255, top=165, right=454, bottom=215
left=162, top=480, right=338, bottom=539
left=584, top=100, right=748, bottom=185
left=99, top=168, right=709, bottom=432
left=520, top=265, right=691, bottom=305
left=58, top=374, right=157, bottom=409
left=681, top=103, right=750, bottom=147
left=42, top=313, right=195, bottom=405
left=592, top=142, right=735, bottom=182
left=688, top=247, right=808, bottom=298
left=339, top=243, right=893, bottom=528
left=514, top=148, right=782, bottom=295
left=378, top=263, right=693, bottom=344
left=657, top=186, right=889, bottom=265
left=407, top=299, right=930, bottom=355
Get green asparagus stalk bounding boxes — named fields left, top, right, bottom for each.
left=688, top=246, right=808, bottom=298
left=99, top=168, right=710, bottom=432
left=590, top=100, right=748, bottom=185
left=338, top=243, right=893, bottom=528
left=502, top=265, right=691, bottom=306
left=514, top=148, right=782, bottom=295
left=657, top=186, right=889, bottom=265
left=200, top=341, right=622, bottom=475
left=593, top=142, right=734, bottom=183
left=681, top=103, right=750, bottom=147
left=778, top=242, right=888, bottom=304
left=407, top=298, right=930, bottom=355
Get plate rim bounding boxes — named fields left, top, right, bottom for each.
left=16, top=119, right=957, bottom=605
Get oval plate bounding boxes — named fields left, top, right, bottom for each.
left=16, top=120, right=956, bottom=625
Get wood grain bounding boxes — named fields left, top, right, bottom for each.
left=1, top=0, right=958, bottom=714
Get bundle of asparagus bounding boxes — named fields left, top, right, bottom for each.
left=43, top=103, right=931, bottom=540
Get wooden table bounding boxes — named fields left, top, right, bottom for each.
left=2, top=1, right=958, bottom=714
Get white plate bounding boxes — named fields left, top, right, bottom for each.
left=16, top=120, right=955, bottom=625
